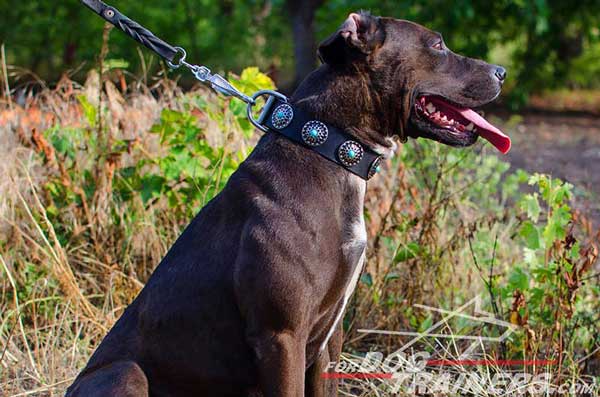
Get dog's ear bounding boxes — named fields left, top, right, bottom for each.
left=318, top=12, right=385, bottom=66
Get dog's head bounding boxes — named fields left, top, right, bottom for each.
left=318, top=12, right=511, bottom=153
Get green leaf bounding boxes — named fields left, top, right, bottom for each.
left=532, top=264, right=554, bottom=281
left=360, top=273, right=373, bottom=287
left=520, top=221, right=541, bottom=249
left=530, top=287, right=545, bottom=306
left=552, top=182, right=572, bottom=206
left=523, top=248, right=539, bottom=266
left=229, top=98, right=247, bottom=118
left=543, top=205, right=571, bottom=247
left=570, top=242, right=581, bottom=260
left=372, top=290, right=380, bottom=305
left=541, top=307, right=554, bottom=325
left=238, top=67, right=275, bottom=93
left=394, top=242, right=421, bottom=262
left=102, top=58, right=130, bottom=72
left=119, top=166, right=137, bottom=179
left=508, top=267, right=529, bottom=291
left=384, top=272, right=400, bottom=282
left=49, top=133, right=73, bottom=158
left=140, top=174, right=165, bottom=203
left=419, top=315, right=434, bottom=332
left=520, top=193, right=541, bottom=222
left=77, top=94, right=96, bottom=127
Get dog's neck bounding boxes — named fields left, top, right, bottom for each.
left=290, top=64, right=404, bottom=158
left=243, top=63, right=399, bottom=214
left=246, top=131, right=368, bottom=230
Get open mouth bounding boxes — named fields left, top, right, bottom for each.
left=413, top=95, right=511, bottom=154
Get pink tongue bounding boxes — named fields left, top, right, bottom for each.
left=433, top=99, right=511, bottom=154
left=459, top=108, right=511, bottom=154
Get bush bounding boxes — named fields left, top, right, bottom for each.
left=344, top=141, right=600, bottom=394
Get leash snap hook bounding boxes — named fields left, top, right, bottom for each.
left=167, top=47, right=187, bottom=70
left=247, top=90, right=288, bottom=133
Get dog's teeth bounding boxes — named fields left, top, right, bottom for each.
left=465, top=122, right=474, bottom=131
left=426, top=103, right=436, bottom=113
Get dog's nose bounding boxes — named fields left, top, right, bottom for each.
left=494, top=66, right=507, bottom=82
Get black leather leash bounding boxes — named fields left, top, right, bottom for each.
left=81, top=0, right=179, bottom=65
left=80, top=0, right=382, bottom=180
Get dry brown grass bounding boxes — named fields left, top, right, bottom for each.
left=0, top=65, right=598, bottom=396
left=0, top=68, right=224, bottom=394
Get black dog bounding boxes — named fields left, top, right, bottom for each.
left=67, top=12, right=508, bottom=397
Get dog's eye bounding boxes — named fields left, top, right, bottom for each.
left=431, top=41, right=444, bottom=51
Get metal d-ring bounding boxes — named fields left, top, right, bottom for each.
left=247, top=90, right=289, bottom=132
left=167, top=47, right=187, bottom=69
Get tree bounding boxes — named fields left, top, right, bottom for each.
left=286, top=0, right=325, bottom=88
left=0, top=0, right=599, bottom=105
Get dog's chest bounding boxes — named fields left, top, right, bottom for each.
left=318, top=181, right=367, bottom=353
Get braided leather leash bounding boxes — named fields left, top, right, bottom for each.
left=81, top=0, right=179, bottom=64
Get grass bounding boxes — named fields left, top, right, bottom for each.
left=0, top=63, right=599, bottom=396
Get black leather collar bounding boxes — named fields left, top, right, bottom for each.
left=261, top=99, right=382, bottom=180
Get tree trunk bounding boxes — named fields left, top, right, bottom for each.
left=286, top=0, right=324, bottom=89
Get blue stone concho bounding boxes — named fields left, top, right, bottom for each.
left=338, top=141, right=364, bottom=167
left=367, top=157, right=382, bottom=179
left=301, top=121, right=329, bottom=146
left=271, top=104, right=294, bottom=129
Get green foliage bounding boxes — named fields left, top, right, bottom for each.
left=1, top=0, right=599, bottom=102
left=42, top=67, right=273, bottom=226
left=503, top=174, right=597, bottom=360
left=406, top=0, right=599, bottom=104
left=0, top=0, right=290, bottom=84
left=350, top=138, right=598, bottom=382
left=394, top=242, right=421, bottom=263
left=140, top=108, right=232, bottom=211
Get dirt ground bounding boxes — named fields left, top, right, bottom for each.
left=493, top=110, right=600, bottom=225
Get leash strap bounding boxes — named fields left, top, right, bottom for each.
left=262, top=99, right=382, bottom=180
left=80, top=0, right=179, bottom=64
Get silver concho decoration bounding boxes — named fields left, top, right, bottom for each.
left=271, top=104, right=294, bottom=129
left=338, top=141, right=364, bottom=167
left=301, top=121, right=329, bottom=146
left=367, top=157, right=382, bottom=179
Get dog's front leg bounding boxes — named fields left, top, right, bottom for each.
left=249, top=331, right=306, bottom=396
left=234, top=221, right=315, bottom=396
left=305, top=322, right=343, bottom=397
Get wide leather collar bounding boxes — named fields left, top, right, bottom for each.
left=262, top=99, right=382, bottom=181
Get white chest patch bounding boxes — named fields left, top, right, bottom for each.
left=319, top=214, right=367, bottom=353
